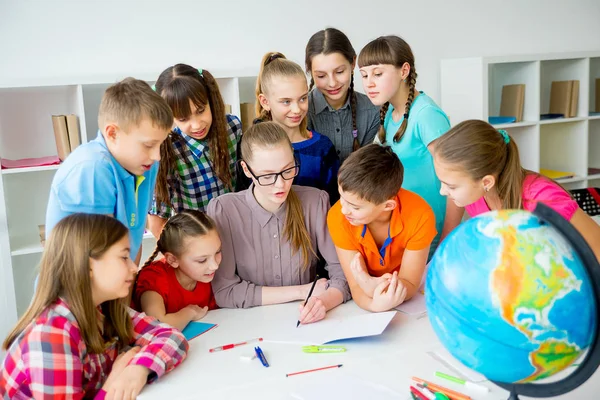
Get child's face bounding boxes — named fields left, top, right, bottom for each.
left=310, top=53, right=354, bottom=106
left=260, top=76, right=309, bottom=131
left=242, top=144, right=298, bottom=211
left=174, top=100, right=213, bottom=140
left=175, top=230, right=222, bottom=284
left=359, top=64, right=404, bottom=106
left=338, top=187, right=393, bottom=226
left=104, top=119, right=169, bottom=176
left=433, top=156, right=484, bottom=207
left=89, top=235, right=137, bottom=305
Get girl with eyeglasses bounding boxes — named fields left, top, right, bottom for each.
left=206, top=122, right=350, bottom=324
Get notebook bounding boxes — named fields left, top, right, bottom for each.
left=540, top=169, right=576, bottom=180
left=499, top=84, right=525, bottom=122
left=181, top=321, right=217, bottom=341
left=549, top=81, right=574, bottom=118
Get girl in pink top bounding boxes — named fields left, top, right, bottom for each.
left=432, top=119, right=600, bottom=261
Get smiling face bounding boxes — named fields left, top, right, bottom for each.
left=89, top=234, right=137, bottom=305
left=259, top=75, right=309, bottom=130
left=310, top=52, right=354, bottom=107
left=167, top=230, right=222, bottom=284
left=173, top=99, right=213, bottom=140
left=359, top=64, right=405, bottom=106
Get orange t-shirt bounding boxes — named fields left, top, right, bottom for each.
left=327, top=189, right=437, bottom=277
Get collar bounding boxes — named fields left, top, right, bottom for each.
left=357, top=192, right=404, bottom=259
left=311, top=88, right=351, bottom=114
left=175, top=127, right=207, bottom=159
left=244, top=183, right=288, bottom=228
left=96, top=131, right=134, bottom=182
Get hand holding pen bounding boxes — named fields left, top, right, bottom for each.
left=297, top=276, right=329, bottom=326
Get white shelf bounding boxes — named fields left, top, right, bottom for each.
left=539, top=116, right=588, bottom=125
left=491, top=121, right=538, bottom=129
left=11, top=243, right=43, bottom=256
left=2, top=164, right=60, bottom=175
left=587, top=173, right=600, bottom=180
left=589, top=114, right=600, bottom=120
left=556, top=176, right=587, bottom=183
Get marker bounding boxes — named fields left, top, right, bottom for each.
left=435, top=371, right=489, bottom=394
left=302, top=345, right=346, bottom=353
left=410, top=386, right=431, bottom=400
left=412, top=377, right=471, bottom=400
left=254, top=346, right=269, bottom=367
left=286, top=364, right=343, bottom=377
left=208, top=337, right=263, bottom=352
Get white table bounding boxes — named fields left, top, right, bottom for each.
left=139, top=301, right=599, bottom=400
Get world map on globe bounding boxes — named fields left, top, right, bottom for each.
left=426, top=210, right=595, bottom=383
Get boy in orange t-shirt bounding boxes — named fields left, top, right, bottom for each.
left=327, top=144, right=437, bottom=312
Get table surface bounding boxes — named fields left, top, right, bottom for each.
left=138, top=301, right=598, bottom=400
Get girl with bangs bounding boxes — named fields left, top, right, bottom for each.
left=148, top=64, right=243, bottom=238
left=358, top=36, right=463, bottom=258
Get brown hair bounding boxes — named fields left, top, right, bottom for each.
left=338, top=143, right=404, bottom=204
left=154, top=65, right=233, bottom=208
left=357, top=36, right=417, bottom=144
left=143, top=210, right=216, bottom=269
left=98, top=77, right=173, bottom=133
left=3, top=214, right=132, bottom=353
left=241, top=121, right=316, bottom=269
left=434, top=119, right=527, bottom=210
left=255, top=52, right=309, bottom=137
left=305, top=28, right=359, bottom=151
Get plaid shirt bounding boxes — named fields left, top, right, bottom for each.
left=151, top=114, right=242, bottom=218
left=0, top=298, right=188, bottom=399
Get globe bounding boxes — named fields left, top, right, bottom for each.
left=426, top=207, right=597, bottom=387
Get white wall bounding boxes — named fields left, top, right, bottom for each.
left=1, top=0, right=600, bottom=101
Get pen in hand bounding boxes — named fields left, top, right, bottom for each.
left=297, top=274, right=319, bottom=328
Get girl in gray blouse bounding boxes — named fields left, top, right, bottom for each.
left=305, top=28, right=380, bottom=162
left=207, top=122, right=350, bottom=325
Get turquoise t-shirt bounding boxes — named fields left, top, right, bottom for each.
left=383, top=92, right=450, bottom=257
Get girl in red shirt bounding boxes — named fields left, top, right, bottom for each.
left=135, top=210, right=221, bottom=330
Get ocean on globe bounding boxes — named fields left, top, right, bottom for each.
left=426, top=209, right=596, bottom=383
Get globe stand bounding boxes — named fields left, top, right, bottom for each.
left=491, top=203, right=600, bottom=399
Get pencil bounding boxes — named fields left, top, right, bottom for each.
left=286, top=364, right=342, bottom=377
left=412, top=376, right=471, bottom=400
left=297, top=274, right=319, bottom=327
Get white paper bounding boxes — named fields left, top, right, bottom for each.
left=290, top=374, right=407, bottom=400
left=428, top=344, right=488, bottom=383
left=394, top=290, right=426, bottom=316
left=267, top=311, right=397, bottom=345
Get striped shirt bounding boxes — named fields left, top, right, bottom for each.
left=0, top=298, right=188, bottom=399
left=307, top=89, right=380, bottom=162
left=151, top=114, right=242, bottom=217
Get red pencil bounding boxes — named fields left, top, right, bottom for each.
left=285, top=364, right=343, bottom=377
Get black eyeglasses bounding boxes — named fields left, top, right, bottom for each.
left=244, top=161, right=300, bottom=186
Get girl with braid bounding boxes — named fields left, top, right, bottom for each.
left=255, top=52, right=340, bottom=204
left=358, top=36, right=463, bottom=258
left=305, top=28, right=380, bottom=162
left=148, top=64, right=243, bottom=238
left=134, top=210, right=220, bottom=331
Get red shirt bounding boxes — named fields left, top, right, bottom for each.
left=134, top=259, right=218, bottom=313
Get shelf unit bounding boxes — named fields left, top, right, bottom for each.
left=0, top=72, right=258, bottom=340
left=441, top=51, right=600, bottom=192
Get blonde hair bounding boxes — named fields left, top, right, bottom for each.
left=358, top=36, right=417, bottom=144
left=3, top=214, right=132, bottom=353
left=98, top=77, right=173, bottom=133
left=255, top=52, right=308, bottom=136
left=241, top=122, right=316, bottom=269
left=434, top=120, right=527, bottom=210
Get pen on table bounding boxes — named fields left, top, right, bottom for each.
left=297, top=274, right=319, bottom=328
left=410, top=386, right=431, bottom=400
left=208, top=337, right=263, bottom=352
left=286, top=364, right=343, bottom=377
left=435, top=371, right=489, bottom=394
left=254, top=346, right=269, bottom=367
left=412, top=376, right=471, bottom=400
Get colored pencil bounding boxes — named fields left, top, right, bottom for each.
left=286, top=364, right=342, bottom=377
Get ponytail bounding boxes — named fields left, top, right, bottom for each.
left=377, top=102, right=390, bottom=143
left=497, top=139, right=526, bottom=210
left=285, top=188, right=317, bottom=270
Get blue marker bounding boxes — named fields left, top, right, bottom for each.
left=254, top=346, right=269, bottom=367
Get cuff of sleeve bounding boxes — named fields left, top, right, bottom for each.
left=252, top=286, right=262, bottom=307
left=129, top=355, right=166, bottom=380
left=328, top=279, right=351, bottom=302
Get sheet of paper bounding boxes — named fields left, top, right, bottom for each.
left=394, top=290, right=426, bottom=316
left=181, top=321, right=217, bottom=341
left=290, top=374, right=407, bottom=400
left=267, top=311, right=397, bottom=345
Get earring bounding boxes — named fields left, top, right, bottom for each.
left=484, top=186, right=489, bottom=192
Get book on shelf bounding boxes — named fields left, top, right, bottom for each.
left=499, top=84, right=525, bottom=122
left=65, top=114, right=81, bottom=152
left=224, top=104, right=232, bottom=114
left=589, top=167, right=600, bottom=176
left=540, top=168, right=576, bottom=180
left=51, top=115, right=71, bottom=161
left=239, top=102, right=254, bottom=132
left=0, top=155, right=60, bottom=170
left=596, top=79, right=600, bottom=113
left=549, top=80, right=579, bottom=118
left=38, top=224, right=46, bottom=246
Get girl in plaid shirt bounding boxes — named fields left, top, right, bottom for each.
left=1, top=214, right=188, bottom=400
left=149, top=65, right=243, bottom=238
